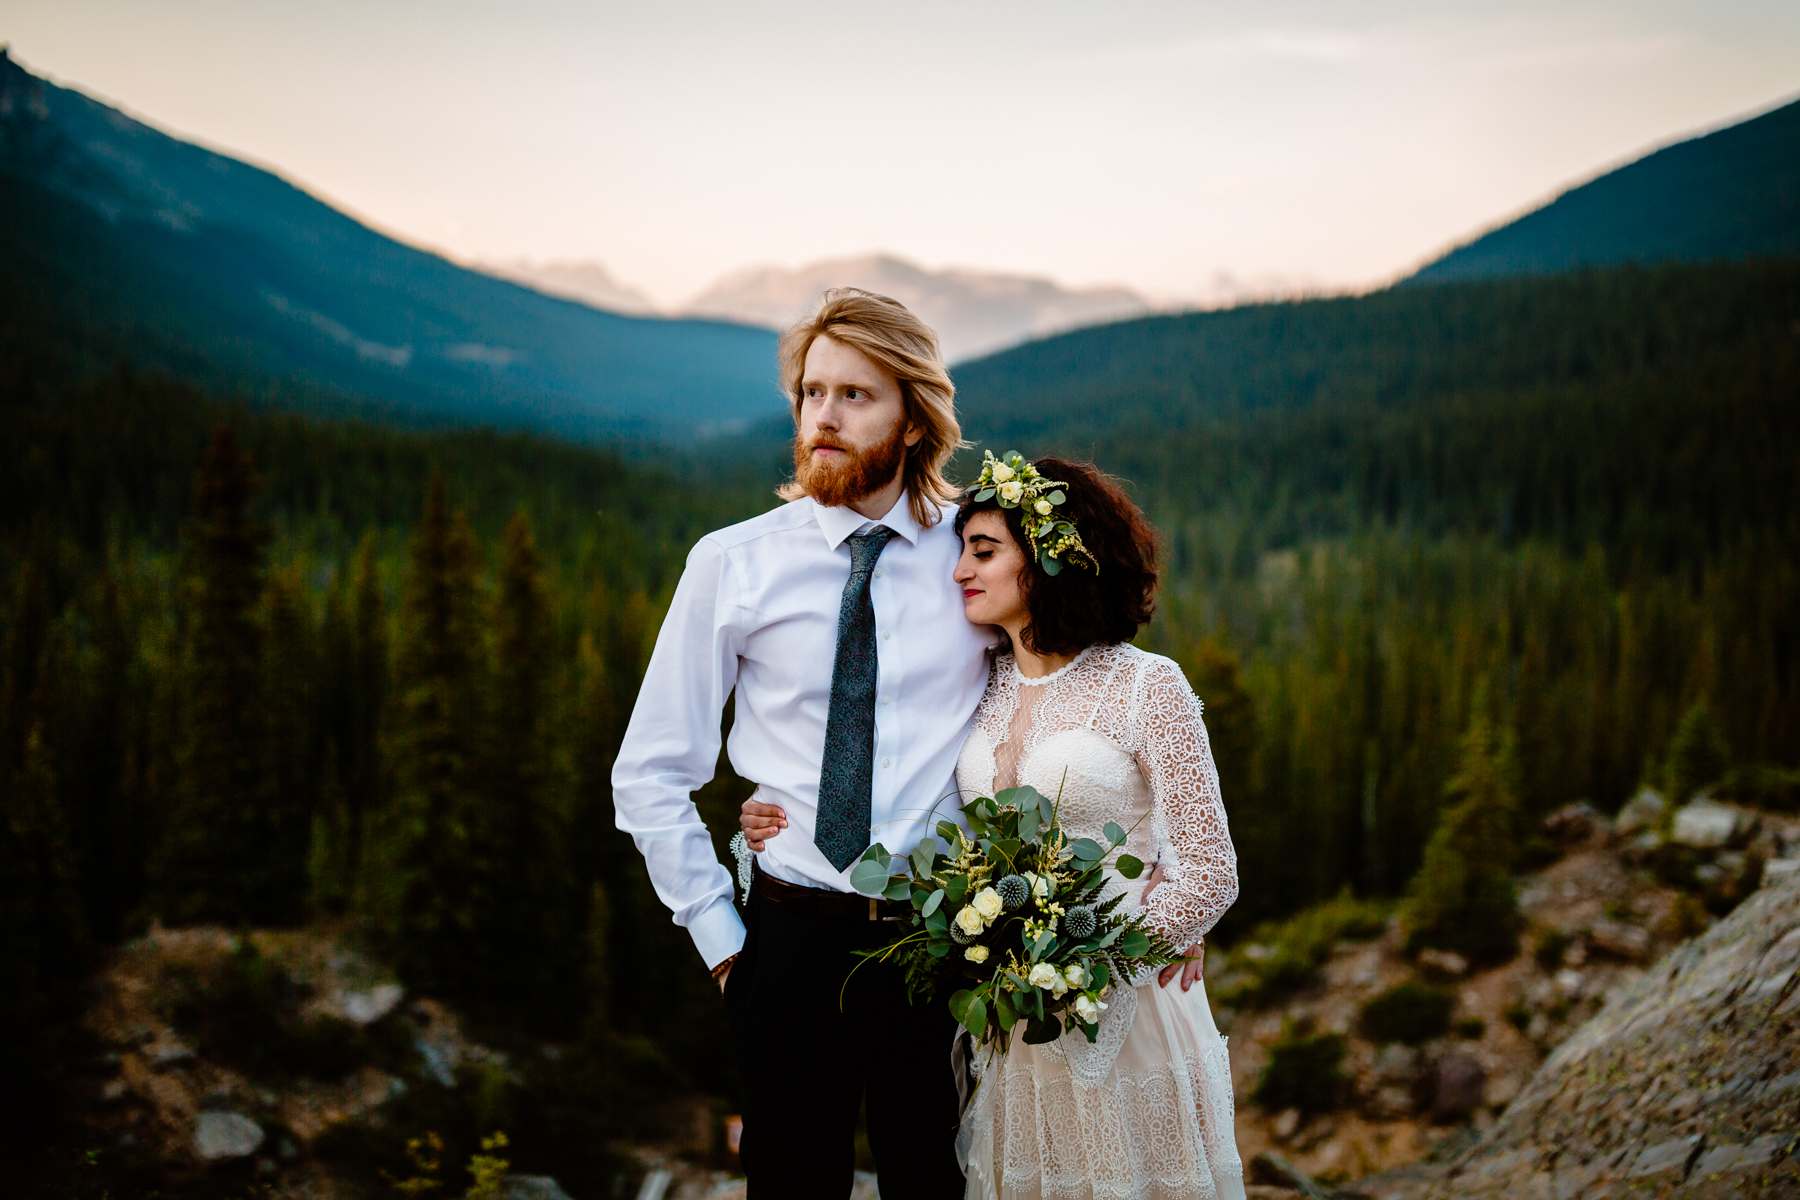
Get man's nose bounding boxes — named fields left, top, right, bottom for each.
left=814, top=395, right=842, bottom=429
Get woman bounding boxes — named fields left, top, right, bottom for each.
left=740, top=453, right=1245, bottom=1200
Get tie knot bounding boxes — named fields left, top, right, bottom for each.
left=847, top=525, right=896, bottom=571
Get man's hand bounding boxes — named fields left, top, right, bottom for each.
left=716, top=960, right=733, bottom=994
left=740, top=799, right=787, bottom=852
left=1141, top=862, right=1206, bottom=991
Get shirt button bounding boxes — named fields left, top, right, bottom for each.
left=874, top=568, right=884, bottom=579
left=883, top=631, right=893, bottom=641
left=882, top=757, right=893, bottom=769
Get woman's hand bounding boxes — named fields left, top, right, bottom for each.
left=1142, top=862, right=1206, bottom=990
left=740, top=798, right=787, bottom=852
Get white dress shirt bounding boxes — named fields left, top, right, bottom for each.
left=610, top=491, right=996, bottom=969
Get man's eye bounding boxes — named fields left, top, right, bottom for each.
left=845, top=389, right=862, bottom=400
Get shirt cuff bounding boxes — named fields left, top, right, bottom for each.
left=690, top=897, right=748, bottom=971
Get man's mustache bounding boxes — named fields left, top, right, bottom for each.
left=805, top=435, right=851, bottom=453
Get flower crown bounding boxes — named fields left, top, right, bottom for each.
left=971, top=449, right=1099, bottom=576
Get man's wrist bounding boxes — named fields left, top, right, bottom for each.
left=709, top=952, right=740, bottom=984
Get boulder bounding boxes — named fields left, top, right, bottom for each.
left=1613, top=787, right=1666, bottom=838
left=1543, top=802, right=1607, bottom=843
left=504, top=1177, right=574, bottom=1200
left=193, top=1111, right=265, bottom=1161
left=1586, top=918, right=1651, bottom=962
left=1416, top=948, right=1469, bottom=978
left=1671, top=798, right=1748, bottom=849
left=334, top=982, right=405, bottom=1027
left=1427, top=1051, right=1486, bottom=1123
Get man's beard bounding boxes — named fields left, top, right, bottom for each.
left=792, top=420, right=910, bottom=509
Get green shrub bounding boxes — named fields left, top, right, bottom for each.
left=1212, top=890, right=1390, bottom=1008
left=1253, top=1020, right=1348, bottom=1114
left=1357, top=980, right=1454, bottom=1045
left=1453, top=1016, right=1487, bottom=1039
left=1716, top=763, right=1800, bottom=812
left=1533, top=928, right=1573, bottom=970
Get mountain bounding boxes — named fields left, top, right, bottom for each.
left=0, top=49, right=778, bottom=441
left=682, top=252, right=1154, bottom=362
left=472, top=257, right=658, bottom=315
left=1407, top=95, right=1800, bottom=284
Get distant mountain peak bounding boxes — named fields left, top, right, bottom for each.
left=682, top=252, right=1156, bottom=363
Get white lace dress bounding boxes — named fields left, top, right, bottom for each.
left=953, top=641, right=1246, bottom=1200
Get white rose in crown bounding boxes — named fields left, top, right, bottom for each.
left=972, top=886, right=1004, bottom=922
left=989, top=461, right=1015, bottom=484
left=1074, top=993, right=1107, bottom=1023
left=998, top=480, right=1024, bottom=504
left=1035, top=499, right=1053, bottom=515
left=955, top=905, right=986, bottom=936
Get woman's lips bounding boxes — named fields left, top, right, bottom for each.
left=962, top=589, right=983, bottom=599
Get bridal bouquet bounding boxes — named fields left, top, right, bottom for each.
left=847, top=784, right=1189, bottom=1052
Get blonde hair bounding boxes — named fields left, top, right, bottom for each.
left=775, top=287, right=965, bottom=528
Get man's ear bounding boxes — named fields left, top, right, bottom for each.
left=903, top=420, right=925, bottom=449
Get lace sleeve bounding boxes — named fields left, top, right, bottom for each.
left=1132, top=655, right=1239, bottom=945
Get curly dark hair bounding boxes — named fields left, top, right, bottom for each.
left=954, top=456, right=1160, bottom=657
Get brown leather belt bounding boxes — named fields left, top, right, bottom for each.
left=751, top=860, right=910, bottom=922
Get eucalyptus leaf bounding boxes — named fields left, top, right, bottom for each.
left=1104, top=821, right=1126, bottom=846
left=1041, top=555, right=1063, bottom=576
left=965, top=995, right=988, bottom=1039
left=911, top=841, right=937, bottom=882
left=1023, top=1016, right=1059, bottom=1045
left=1018, top=806, right=1040, bottom=841
left=994, top=991, right=1017, bottom=1031
left=946, top=875, right=969, bottom=904
left=921, top=889, right=945, bottom=919
left=925, top=908, right=949, bottom=935
left=849, top=859, right=891, bottom=896
left=1069, top=838, right=1104, bottom=861
left=1048, top=490, right=1066, bottom=504
left=883, top=876, right=912, bottom=901
left=975, top=488, right=996, bottom=502
left=927, top=941, right=950, bottom=958
left=1121, top=929, right=1150, bottom=956
left=1032, top=931, right=1055, bottom=960
left=1117, top=854, right=1144, bottom=879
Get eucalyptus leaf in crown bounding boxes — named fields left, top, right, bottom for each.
left=971, top=449, right=1099, bottom=576
left=843, top=783, right=1188, bottom=1053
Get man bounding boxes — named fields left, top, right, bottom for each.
left=611, top=287, right=989, bottom=1196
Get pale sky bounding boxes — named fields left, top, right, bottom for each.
left=7, top=1, right=1797, bottom=309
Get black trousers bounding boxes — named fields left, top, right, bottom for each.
left=724, top=872, right=966, bottom=1199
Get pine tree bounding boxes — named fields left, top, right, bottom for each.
left=475, top=508, right=579, bottom=1026
left=385, top=471, right=487, bottom=994
left=153, top=424, right=279, bottom=924
left=1401, top=683, right=1523, bottom=965
left=1663, top=699, right=1731, bottom=804
left=259, top=562, right=316, bottom=921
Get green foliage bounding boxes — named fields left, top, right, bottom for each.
left=1358, top=980, right=1455, bottom=1045
left=1253, top=1020, right=1348, bottom=1114
left=1715, top=763, right=1800, bottom=813
left=1663, top=700, right=1732, bottom=804
left=1533, top=928, right=1573, bottom=970
left=1212, top=889, right=1390, bottom=1008
left=1401, top=691, right=1524, bottom=966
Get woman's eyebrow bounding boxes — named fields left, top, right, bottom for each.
left=966, top=534, right=1003, bottom=546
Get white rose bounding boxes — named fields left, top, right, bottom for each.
left=998, top=480, right=1024, bottom=504
left=972, top=887, right=1004, bottom=922
left=1063, top=963, right=1088, bottom=989
left=1028, top=962, right=1060, bottom=990
left=955, top=905, right=986, bottom=936
left=1074, top=994, right=1106, bottom=1023
left=1034, top=499, right=1053, bottom=515
left=990, top=462, right=1015, bottom=484
left=964, top=945, right=990, bottom=964
left=1030, top=873, right=1053, bottom=901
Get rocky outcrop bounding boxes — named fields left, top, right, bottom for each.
left=1360, top=870, right=1800, bottom=1197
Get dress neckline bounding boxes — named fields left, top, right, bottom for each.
left=1009, top=643, right=1099, bottom=687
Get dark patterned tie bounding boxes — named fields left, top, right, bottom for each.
left=815, top=525, right=897, bottom=871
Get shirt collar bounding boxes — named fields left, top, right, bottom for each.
left=810, top=490, right=924, bottom=551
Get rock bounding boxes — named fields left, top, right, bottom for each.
left=99, top=1079, right=128, bottom=1104
left=1765, top=857, right=1800, bottom=887
left=416, top=1036, right=457, bottom=1087
left=1428, top=1051, right=1486, bottom=1123
left=1543, top=802, right=1606, bottom=843
left=504, top=1176, right=575, bottom=1200
left=1373, top=1042, right=1424, bottom=1085
left=335, top=982, right=405, bottom=1027
left=1349, top=855, right=1800, bottom=1196
left=147, top=1038, right=195, bottom=1069
left=193, top=1111, right=265, bottom=1161
left=1271, top=1106, right=1301, bottom=1139
left=1485, top=1071, right=1524, bottom=1109
left=1249, top=1151, right=1342, bottom=1199
left=1621, top=829, right=1663, bottom=864
left=1614, top=787, right=1666, bottom=837
left=1671, top=798, right=1746, bottom=849
left=1417, top=947, right=1469, bottom=977
left=1586, top=918, right=1651, bottom=961
left=1553, top=968, right=1585, bottom=997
